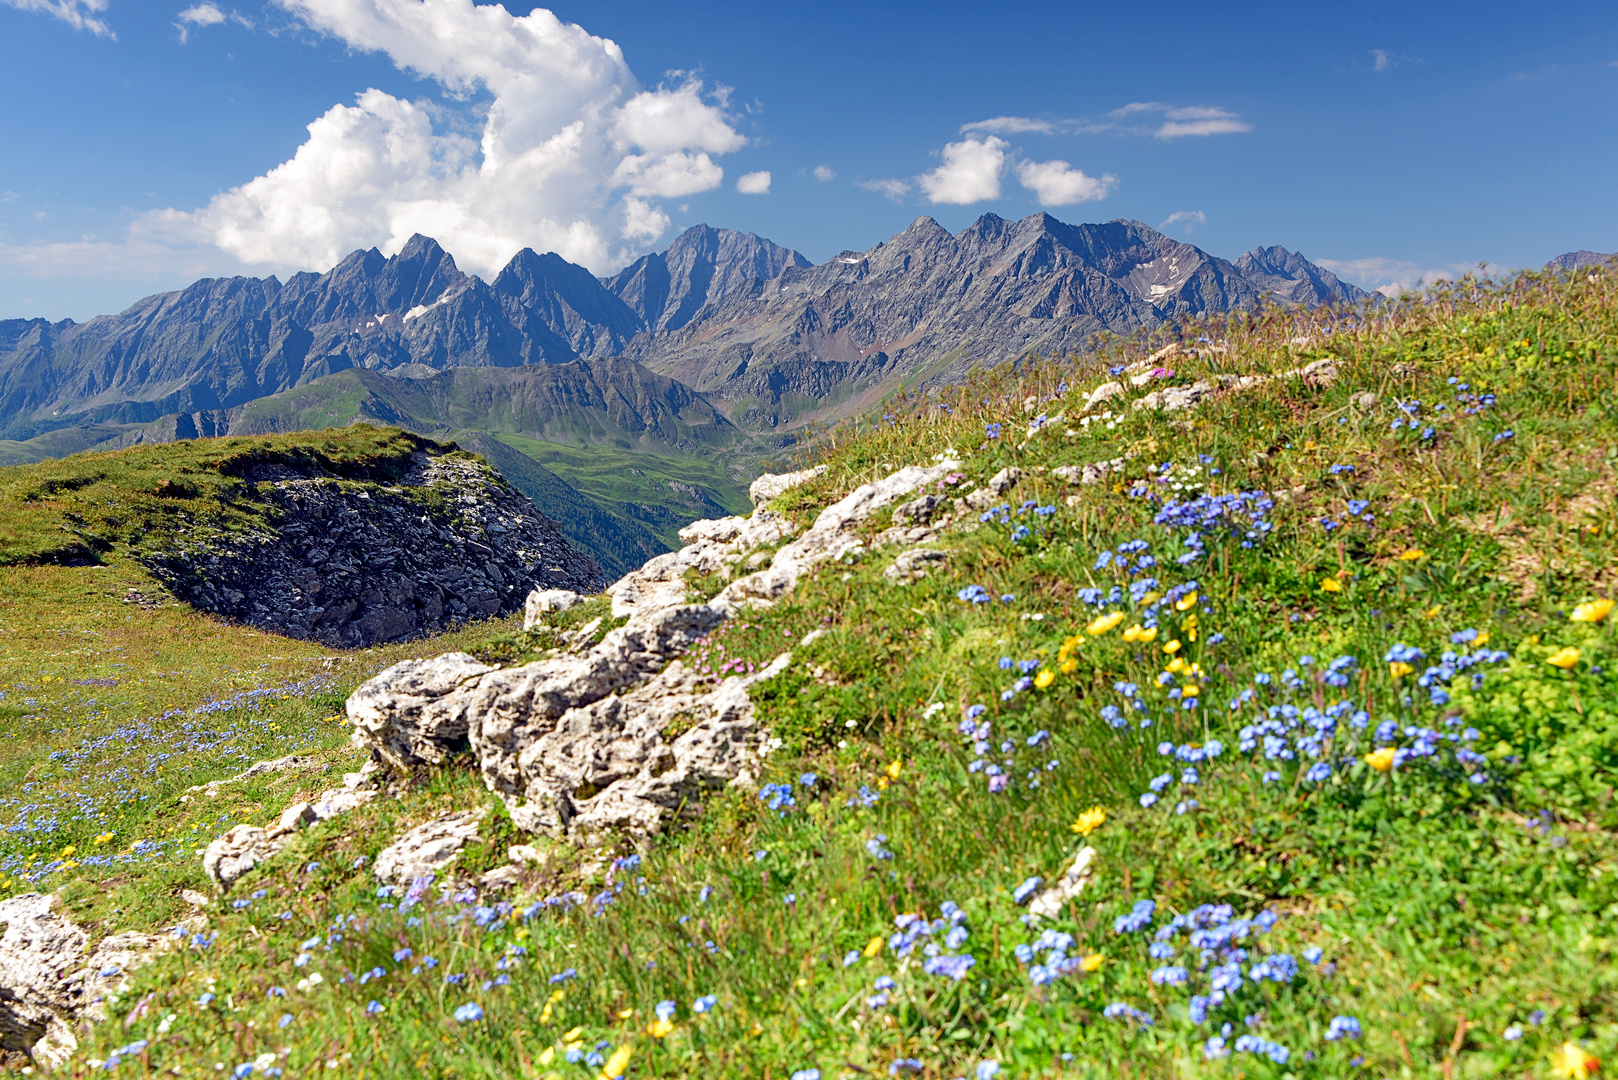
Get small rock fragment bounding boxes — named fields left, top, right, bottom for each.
left=883, top=548, right=952, bottom=584
left=373, top=810, right=484, bottom=884
left=523, top=589, right=582, bottom=629
left=1027, top=846, right=1098, bottom=920
left=267, top=801, right=317, bottom=838
left=202, top=825, right=281, bottom=892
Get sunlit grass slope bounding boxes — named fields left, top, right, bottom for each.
left=5, top=267, right=1618, bottom=1079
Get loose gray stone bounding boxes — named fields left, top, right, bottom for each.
left=373, top=810, right=484, bottom=884
left=523, top=589, right=583, bottom=630
left=202, top=825, right=281, bottom=892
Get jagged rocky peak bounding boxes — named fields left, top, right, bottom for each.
left=1548, top=250, right=1616, bottom=271
left=605, top=224, right=812, bottom=332
left=493, top=248, right=643, bottom=339
left=1235, top=245, right=1364, bottom=305
left=278, top=233, right=471, bottom=325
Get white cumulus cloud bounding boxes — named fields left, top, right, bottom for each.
left=812, top=164, right=835, bottom=182
left=918, top=135, right=1006, bottom=205
left=176, top=2, right=226, bottom=42
left=179, top=2, right=224, bottom=25
left=735, top=170, right=771, bottom=194
left=141, top=0, right=749, bottom=277
left=1015, top=159, right=1115, bottom=206
left=3, top=0, right=112, bottom=37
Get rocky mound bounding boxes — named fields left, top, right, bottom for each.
left=141, top=451, right=603, bottom=647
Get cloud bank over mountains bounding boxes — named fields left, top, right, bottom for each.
left=143, top=0, right=748, bottom=278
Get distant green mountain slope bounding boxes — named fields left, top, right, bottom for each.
left=492, top=433, right=749, bottom=549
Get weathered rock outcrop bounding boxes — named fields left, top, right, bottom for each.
left=0, top=894, right=169, bottom=1070
left=346, top=460, right=958, bottom=842
left=0, top=894, right=85, bottom=1069
left=142, top=451, right=603, bottom=647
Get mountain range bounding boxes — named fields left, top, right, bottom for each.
left=1, top=213, right=1377, bottom=571
left=0, top=214, right=1367, bottom=444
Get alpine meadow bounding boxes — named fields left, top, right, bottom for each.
left=0, top=263, right=1615, bottom=1078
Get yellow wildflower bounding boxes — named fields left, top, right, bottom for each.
left=863, top=935, right=885, bottom=958
left=616, top=1007, right=635, bottom=1019
left=1165, top=656, right=1186, bottom=673
left=1547, top=647, right=1581, bottom=670
left=58, top=845, right=74, bottom=858
left=1162, top=640, right=1182, bottom=654
left=1399, top=549, right=1426, bottom=561
left=1056, top=635, right=1085, bottom=662
left=1123, top=624, right=1157, bottom=643
left=562, top=1027, right=584, bottom=1043
left=1081, top=953, right=1105, bottom=972
left=1320, top=578, right=1342, bottom=594
left=1389, top=661, right=1414, bottom=678
left=94, top=832, right=114, bottom=845
left=1034, top=669, right=1056, bottom=689
left=1059, top=659, right=1078, bottom=675
left=538, top=1048, right=556, bottom=1066
left=1071, top=807, right=1107, bottom=836
left=1086, top=612, right=1125, bottom=635
left=648, top=1019, right=674, bottom=1038
left=1551, top=1042, right=1600, bottom=1079
left=1175, top=591, right=1198, bottom=612
left=1571, top=599, right=1614, bottom=624
left=1364, top=748, right=1396, bottom=772
left=1424, top=605, right=1442, bottom=618
left=885, top=760, right=903, bottom=780
left=1139, top=591, right=1161, bottom=606
left=1475, top=630, right=1491, bottom=645
left=603, top=1045, right=634, bottom=1078
left=1181, top=684, right=1200, bottom=697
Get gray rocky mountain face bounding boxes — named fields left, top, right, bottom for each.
left=1547, top=250, right=1617, bottom=271
left=1234, top=245, right=1363, bottom=305
left=1, top=216, right=1361, bottom=446
left=605, top=223, right=812, bottom=334
left=619, top=216, right=1367, bottom=427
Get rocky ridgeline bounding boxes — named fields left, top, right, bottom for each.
left=142, top=452, right=604, bottom=647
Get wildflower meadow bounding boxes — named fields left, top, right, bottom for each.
left=2, top=265, right=1617, bottom=1077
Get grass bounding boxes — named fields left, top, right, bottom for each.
left=2, top=267, right=1617, bottom=1078
left=0, top=425, right=454, bottom=568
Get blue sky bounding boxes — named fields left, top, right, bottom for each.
left=2, top=0, right=1615, bottom=321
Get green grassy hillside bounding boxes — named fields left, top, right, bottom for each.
left=3, top=267, right=1617, bottom=1079
left=495, top=433, right=751, bottom=548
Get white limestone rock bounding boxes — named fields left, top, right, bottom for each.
left=523, top=588, right=583, bottom=629
left=748, top=466, right=826, bottom=505
left=346, top=652, right=496, bottom=771
left=502, top=654, right=791, bottom=840
left=714, top=461, right=961, bottom=612
left=1027, top=845, right=1098, bottom=921
left=0, top=892, right=85, bottom=1069
left=203, top=825, right=282, bottom=892
left=373, top=809, right=484, bottom=884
